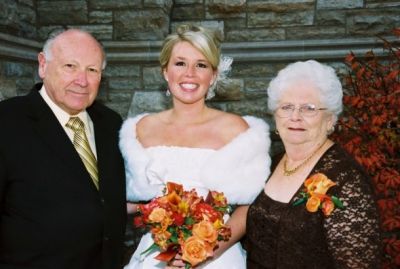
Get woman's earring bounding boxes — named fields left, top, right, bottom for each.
left=275, top=129, right=279, bottom=135
left=165, top=89, right=171, bottom=97
left=327, top=126, right=335, bottom=135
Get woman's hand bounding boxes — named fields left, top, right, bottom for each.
left=165, top=254, right=186, bottom=268
left=126, top=202, right=138, bottom=214
left=165, top=254, right=209, bottom=269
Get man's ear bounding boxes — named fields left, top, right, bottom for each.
left=38, top=52, right=47, bottom=79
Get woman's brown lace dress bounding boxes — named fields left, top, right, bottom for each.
left=245, top=144, right=382, bottom=269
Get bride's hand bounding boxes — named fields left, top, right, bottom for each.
left=165, top=254, right=186, bottom=268
left=126, top=202, right=138, bottom=214
left=164, top=254, right=208, bottom=269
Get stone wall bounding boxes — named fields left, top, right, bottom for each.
left=0, top=0, right=38, bottom=100
left=1, top=0, right=400, bottom=263
left=1, top=0, right=399, bottom=121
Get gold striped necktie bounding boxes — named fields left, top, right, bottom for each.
left=66, top=117, right=99, bottom=189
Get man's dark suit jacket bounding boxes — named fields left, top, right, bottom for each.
left=0, top=83, right=126, bottom=269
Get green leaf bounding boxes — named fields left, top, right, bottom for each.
left=185, top=263, right=191, bottom=269
left=332, top=196, right=345, bottom=209
left=292, top=197, right=307, bottom=207
left=185, top=217, right=195, bottom=225
left=140, top=242, right=159, bottom=256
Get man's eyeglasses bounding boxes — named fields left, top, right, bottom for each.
left=275, top=103, right=327, bottom=118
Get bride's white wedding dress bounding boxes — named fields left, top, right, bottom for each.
left=119, top=114, right=271, bottom=269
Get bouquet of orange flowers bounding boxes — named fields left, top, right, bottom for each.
left=134, top=182, right=232, bottom=268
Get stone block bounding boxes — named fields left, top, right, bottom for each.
left=0, top=0, right=18, bottom=26
left=231, top=63, right=280, bottom=77
left=206, top=0, right=246, bottom=19
left=248, top=11, right=314, bottom=28
left=89, top=11, right=112, bottom=24
left=226, top=28, right=285, bottom=41
left=367, top=1, right=400, bottom=8
left=103, top=64, right=140, bottom=78
left=19, top=0, right=34, bottom=7
left=69, top=25, right=113, bottom=40
left=244, top=79, right=270, bottom=99
left=225, top=98, right=269, bottom=119
left=114, top=10, right=169, bottom=40
left=1, top=61, right=35, bottom=77
left=38, top=26, right=65, bottom=41
left=347, top=9, right=400, bottom=36
left=88, top=0, right=140, bottom=9
left=108, top=78, right=141, bottom=92
left=37, top=1, right=88, bottom=25
left=0, top=77, right=17, bottom=99
left=127, top=91, right=172, bottom=117
left=172, top=5, right=204, bottom=20
left=316, top=10, right=346, bottom=25
left=223, top=18, right=247, bottom=31
left=215, top=78, right=243, bottom=101
left=143, top=66, right=165, bottom=90
left=104, top=101, right=131, bottom=119
left=317, top=0, right=363, bottom=9
left=17, top=3, right=36, bottom=24
left=144, top=0, right=173, bottom=10
left=16, top=77, right=34, bottom=95
left=171, top=20, right=224, bottom=40
left=287, top=26, right=346, bottom=39
left=248, top=0, right=314, bottom=12
left=175, top=0, right=203, bottom=4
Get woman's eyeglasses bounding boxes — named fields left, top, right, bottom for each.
left=275, top=103, right=327, bottom=118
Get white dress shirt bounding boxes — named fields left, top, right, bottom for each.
left=39, top=86, right=97, bottom=158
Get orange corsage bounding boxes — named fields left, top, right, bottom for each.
left=293, top=173, right=344, bottom=216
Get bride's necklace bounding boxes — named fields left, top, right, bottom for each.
left=283, top=140, right=327, bottom=176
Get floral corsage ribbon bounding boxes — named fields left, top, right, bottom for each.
left=292, top=173, right=344, bottom=216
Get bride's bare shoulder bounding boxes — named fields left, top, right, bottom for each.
left=136, top=111, right=169, bottom=142
left=207, top=110, right=249, bottom=143
left=211, top=109, right=249, bottom=132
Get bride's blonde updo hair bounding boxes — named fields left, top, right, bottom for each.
left=159, top=24, right=221, bottom=71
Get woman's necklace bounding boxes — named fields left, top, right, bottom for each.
left=283, top=140, right=327, bottom=176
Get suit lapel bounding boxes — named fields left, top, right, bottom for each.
left=27, top=86, right=92, bottom=181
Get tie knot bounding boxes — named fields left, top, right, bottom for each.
left=66, top=117, right=85, bottom=132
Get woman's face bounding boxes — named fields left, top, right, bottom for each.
left=274, top=81, right=334, bottom=147
left=163, top=41, right=216, bottom=104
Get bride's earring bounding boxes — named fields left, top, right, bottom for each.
left=165, top=88, right=171, bottom=97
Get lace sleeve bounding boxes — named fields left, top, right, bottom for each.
left=324, top=168, right=382, bottom=268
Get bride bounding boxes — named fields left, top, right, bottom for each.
left=119, top=24, right=271, bottom=268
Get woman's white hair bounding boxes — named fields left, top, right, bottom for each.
left=267, top=60, right=343, bottom=125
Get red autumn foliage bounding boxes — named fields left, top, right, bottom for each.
left=331, top=28, right=400, bottom=268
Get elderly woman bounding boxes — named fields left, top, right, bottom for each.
left=244, top=60, right=382, bottom=268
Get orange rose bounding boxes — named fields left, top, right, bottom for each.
left=153, top=229, right=171, bottom=251
left=321, top=199, right=335, bottom=216
left=182, top=236, right=213, bottom=266
left=148, top=207, right=170, bottom=226
left=192, top=220, right=218, bottom=244
left=305, top=173, right=336, bottom=195
left=306, top=195, right=321, bottom=212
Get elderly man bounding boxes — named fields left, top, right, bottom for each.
left=0, top=29, right=126, bottom=269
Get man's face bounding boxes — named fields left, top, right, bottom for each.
left=38, top=30, right=104, bottom=115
